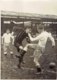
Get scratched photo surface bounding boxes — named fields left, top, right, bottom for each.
left=0, top=0, right=57, bottom=79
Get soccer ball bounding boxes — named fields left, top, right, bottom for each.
left=49, top=62, right=56, bottom=69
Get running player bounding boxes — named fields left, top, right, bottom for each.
left=13, top=27, right=30, bottom=68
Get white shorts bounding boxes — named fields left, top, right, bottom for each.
left=3, top=43, right=13, bottom=54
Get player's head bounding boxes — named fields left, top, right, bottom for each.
left=24, top=21, right=32, bottom=32
left=24, top=26, right=32, bottom=33
left=36, top=23, right=44, bottom=33
left=6, top=29, right=10, bottom=34
left=25, top=28, right=31, bottom=33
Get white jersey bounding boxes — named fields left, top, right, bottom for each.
left=28, top=31, right=55, bottom=48
left=37, top=31, right=55, bottom=48
left=2, top=33, right=12, bottom=44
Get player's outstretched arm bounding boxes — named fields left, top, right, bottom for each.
left=48, top=33, right=55, bottom=47
left=28, top=33, right=40, bottom=42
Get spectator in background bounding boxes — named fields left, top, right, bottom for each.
left=2, top=29, right=13, bottom=56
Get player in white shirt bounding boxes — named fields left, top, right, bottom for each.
left=22, top=23, right=55, bottom=72
left=2, top=29, right=13, bottom=55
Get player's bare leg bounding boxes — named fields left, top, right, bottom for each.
left=34, top=57, right=41, bottom=72
left=33, top=49, right=42, bottom=72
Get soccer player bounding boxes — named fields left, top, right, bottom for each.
left=13, top=27, right=30, bottom=68
left=18, top=23, right=55, bottom=72
left=2, top=29, right=13, bottom=55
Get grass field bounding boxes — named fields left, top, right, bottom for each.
left=1, top=40, right=57, bottom=79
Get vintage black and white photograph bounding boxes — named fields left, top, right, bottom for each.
left=0, top=0, right=57, bottom=79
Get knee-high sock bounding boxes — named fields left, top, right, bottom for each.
left=17, top=47, right=20, bottom=52
left=18, top=49, right=26, bottom=65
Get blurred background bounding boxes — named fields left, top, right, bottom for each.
left=1, top=0, right=57, bottom=79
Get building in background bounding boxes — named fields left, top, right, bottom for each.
left=1, top=11, right=57, bottom=39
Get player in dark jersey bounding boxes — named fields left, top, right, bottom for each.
left=14, top=28, right=28, bottom=51
left=13, top=27, right=30, bottom=68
